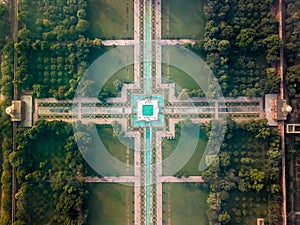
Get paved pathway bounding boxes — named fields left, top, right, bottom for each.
left=278, top=0, right=287, bottom=224
left=84, top=176, right=138, bottom=183
left=159, top=176, right=204, bottom=183
left=35, top=97, right=264, bottom=123
left=102, top=39, right=196, bottom=46
left=83, top=176, right=204, bottom=183
left=33, top=0, right=267, bottom=224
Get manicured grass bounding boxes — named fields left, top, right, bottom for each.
left=161, top=0, right=206, bottom=39
left=89, top=46, right=134, bottom=96
left=161, top=63, right=201, bottom=95
left=163, top=183, right=208, bottom=225
left=87, top=183, right=134, bottom=225
left=88, top=46, right=114, bottom=64
left=87, top=0, right=134, bottom=39
left=162, top=126, right=208, bottom=176
left=103, top=64, right=134, bottom=96
left=97, top=125, right=134, bottom=167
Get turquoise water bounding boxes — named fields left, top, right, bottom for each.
left=143, top=105, right=154, bottom=116
left=151, top=114, right=164, bottom=127
left=144, top=0, right=155, bottom=223
left=131, top=95, right=164, bottom=127
left=144, top=1, right=152, bottom=222
left=145, top=127, right=151, bottom=225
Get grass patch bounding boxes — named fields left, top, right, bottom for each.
left=87, top=183, right=134, bottom=225
left=162, top=126, right=208, bottom=176
left=161, top=0, right=206, bottom=39
left=163, top=183, right=208, bottom=225
left=103, top=64, right=134, bottom=96
left=88, top=46, right=114, bottom=64
left=94, top=45, right=134, bottom=96
left=162, top=63, right=201, bottom=95
left=97, top=125, right=134, bottom=167
left=87, top=0, right=134, bottom=39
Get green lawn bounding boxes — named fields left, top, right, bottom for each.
left=88, top=46, right=114, bottom=64
left=161, top=0, right=206, bottom=39
left=87, top=183, right=134, bottom=225
left=163, top=183, right=208, bottom=225
left=103, top=63, right=134, bottom=96
left=162, top=126, right=208, bottom=176
left=162, top=63, right=201, bottom=95
left=91, top=45, right=134, bottom=96
left=97, top=125, right=134, bottom=167
left=87, top=0, right=134, bottom=39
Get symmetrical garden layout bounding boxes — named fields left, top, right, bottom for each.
left=34, top=0, right=264, bottom=225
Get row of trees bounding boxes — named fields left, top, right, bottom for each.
left=0, top=3, right=13, bottom=221
left=202, top=118, right=282, bottom=224
left=0, top=2, right=9, bottom=47
left=0, top=41, right=14, bottom=98
left=0, top=2, right=13, bottom=224
left=0, top=100, right=13, bottom=225
left=195, top=0, right=280, bottom=97
left=11, top=120, right=89, bottom=225
left=15, top=0, right=102, bottom=100
left=0, top=1, right=12, bottom=98
left=285, top=0, right=300, bottom=97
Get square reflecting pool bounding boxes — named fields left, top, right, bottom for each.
left=142, top=105, right=154, bottom=116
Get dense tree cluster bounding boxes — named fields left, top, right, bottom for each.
left=0, top=2, right=12, bottom=98
left=11, top=121, right=88, bottom=225
left=15, top=0, right=101, bottom=99
left=195, top=0, right=280, bottom=97
left=285, top=0, right=300, bottom=97
left=0, top=41, right=14, bottom=97
left=0, top=2, right=9, bottom=46
left=202, top=118, right=282, bottom=225
left=0, top=100, right=13, bottom=225
left=0, top=4, right=13, bottom=220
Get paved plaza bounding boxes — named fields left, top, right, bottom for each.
left=33, top=0, right=265, bottom=225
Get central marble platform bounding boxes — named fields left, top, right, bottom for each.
left=137, top=99, right=159, bottom=121
left=132, top=95, right=164, bottom=127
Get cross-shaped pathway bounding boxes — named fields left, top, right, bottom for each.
left=34, top=1, right=265, bottom=224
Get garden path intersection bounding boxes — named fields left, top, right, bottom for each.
left=34, top=0, right=265, bottom=224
